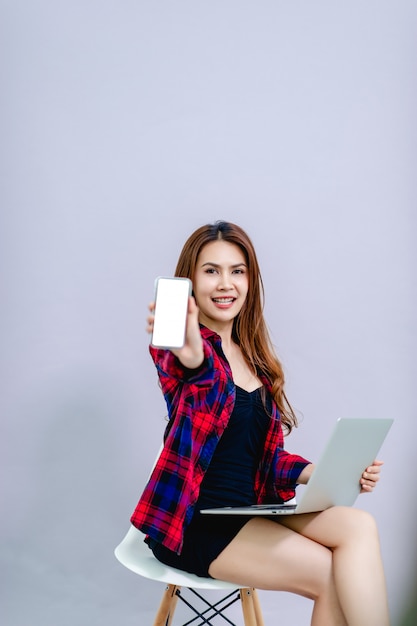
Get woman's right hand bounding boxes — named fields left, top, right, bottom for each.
left=146, top=296, right=204, bottom=369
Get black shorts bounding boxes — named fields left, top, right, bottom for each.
left=148, top=511, right=253, bottom=578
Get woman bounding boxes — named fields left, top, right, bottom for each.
left=131, top=220, right=389, bottom=625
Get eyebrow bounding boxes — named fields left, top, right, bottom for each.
left=201, top=262, right=247, bottom=268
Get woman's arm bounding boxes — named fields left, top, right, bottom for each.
left=297, top=463, right=315, bottom=484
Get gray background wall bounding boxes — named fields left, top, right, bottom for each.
left=1, top=1, right=416, bottom=624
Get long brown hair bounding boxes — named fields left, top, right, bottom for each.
left=174, top=220, right=298, bottom=434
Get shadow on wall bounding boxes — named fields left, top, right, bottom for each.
left=396, top=529, right=417, bottom=625
left=398, top=575, right=417, bottom=626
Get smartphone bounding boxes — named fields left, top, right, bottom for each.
left=151, top=276, right=192, bottom=349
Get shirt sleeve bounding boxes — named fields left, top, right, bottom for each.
left=266, top=448, right=311, bottom=502
left=149, top=339, right=215, bottom=387
left=275, top=448, right=311, bottom=485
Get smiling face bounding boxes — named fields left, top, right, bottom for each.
left=193, top=240, right=249, bottom=332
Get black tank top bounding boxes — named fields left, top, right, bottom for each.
left=196, top=385, right=270, bottom=511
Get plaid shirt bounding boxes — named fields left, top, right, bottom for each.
left=130, top=326, right=310, bottom=554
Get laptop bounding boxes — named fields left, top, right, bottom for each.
left=200, top=418, right=393, bottom=517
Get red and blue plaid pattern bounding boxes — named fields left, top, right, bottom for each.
left=130, top=326, right=310, bottom=554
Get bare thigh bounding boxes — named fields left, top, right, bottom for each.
left=275, top=505, right=377, bottom=547
left=208, top=516, right=333, bottom=599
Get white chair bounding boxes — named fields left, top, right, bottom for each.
left=114, top=524, right=265, bottom=625
left=115, top=443, right=265, bottom=625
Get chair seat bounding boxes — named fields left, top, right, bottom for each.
left=115, top=525, right=265, bottom=624
left=114, top=525, right=239, bottom=591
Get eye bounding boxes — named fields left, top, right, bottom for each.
left=232, top=268, right=245, bottom=274
left=204, top=267, right=217, bottom=274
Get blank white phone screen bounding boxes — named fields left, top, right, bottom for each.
left=151, top=277, right=191, bottom=349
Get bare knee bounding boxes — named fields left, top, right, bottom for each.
left=332, top=506, right=379, bottom=544
left=342, top=506, right=378, bottom=533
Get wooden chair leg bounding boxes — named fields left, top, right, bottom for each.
left=165, top=590, right=180, bottom=626
left=240, top=587, right=259, bottom=626
left=153, top=584, right=180, bottom=626
left=251, top=589, right=265, bottom=626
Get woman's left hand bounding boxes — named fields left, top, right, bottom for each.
left=360, top=459, right=384, bottom=493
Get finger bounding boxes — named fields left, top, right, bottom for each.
left=362, top=470, right=380, bottom=482
left=361, top=479, right=379, bottom=491
left=188, top=295, right=199, bottom=315
left=364, top=460, right=384, bottom=474
left=146, top=309, right=155, bottom=334
left=364, top=466, right=381, bottom=476
left=361, top=475, right=378, bottom=487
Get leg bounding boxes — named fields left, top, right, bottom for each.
left=251, top=588, right=265, bottom=626
left=209, top=517, right=346, bottom=626
left=279, top=506, right=390, bottom=626
left=240, top=588, right=262, bottom=626
left=153, top=584, right=180, bottom=626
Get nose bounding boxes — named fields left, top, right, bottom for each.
left=218, top=271, right=232, bottom=290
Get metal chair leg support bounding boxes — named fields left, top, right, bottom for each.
left=177, top=588, right=241, bottom=625
left=153, top=584, right=264, bottom=626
